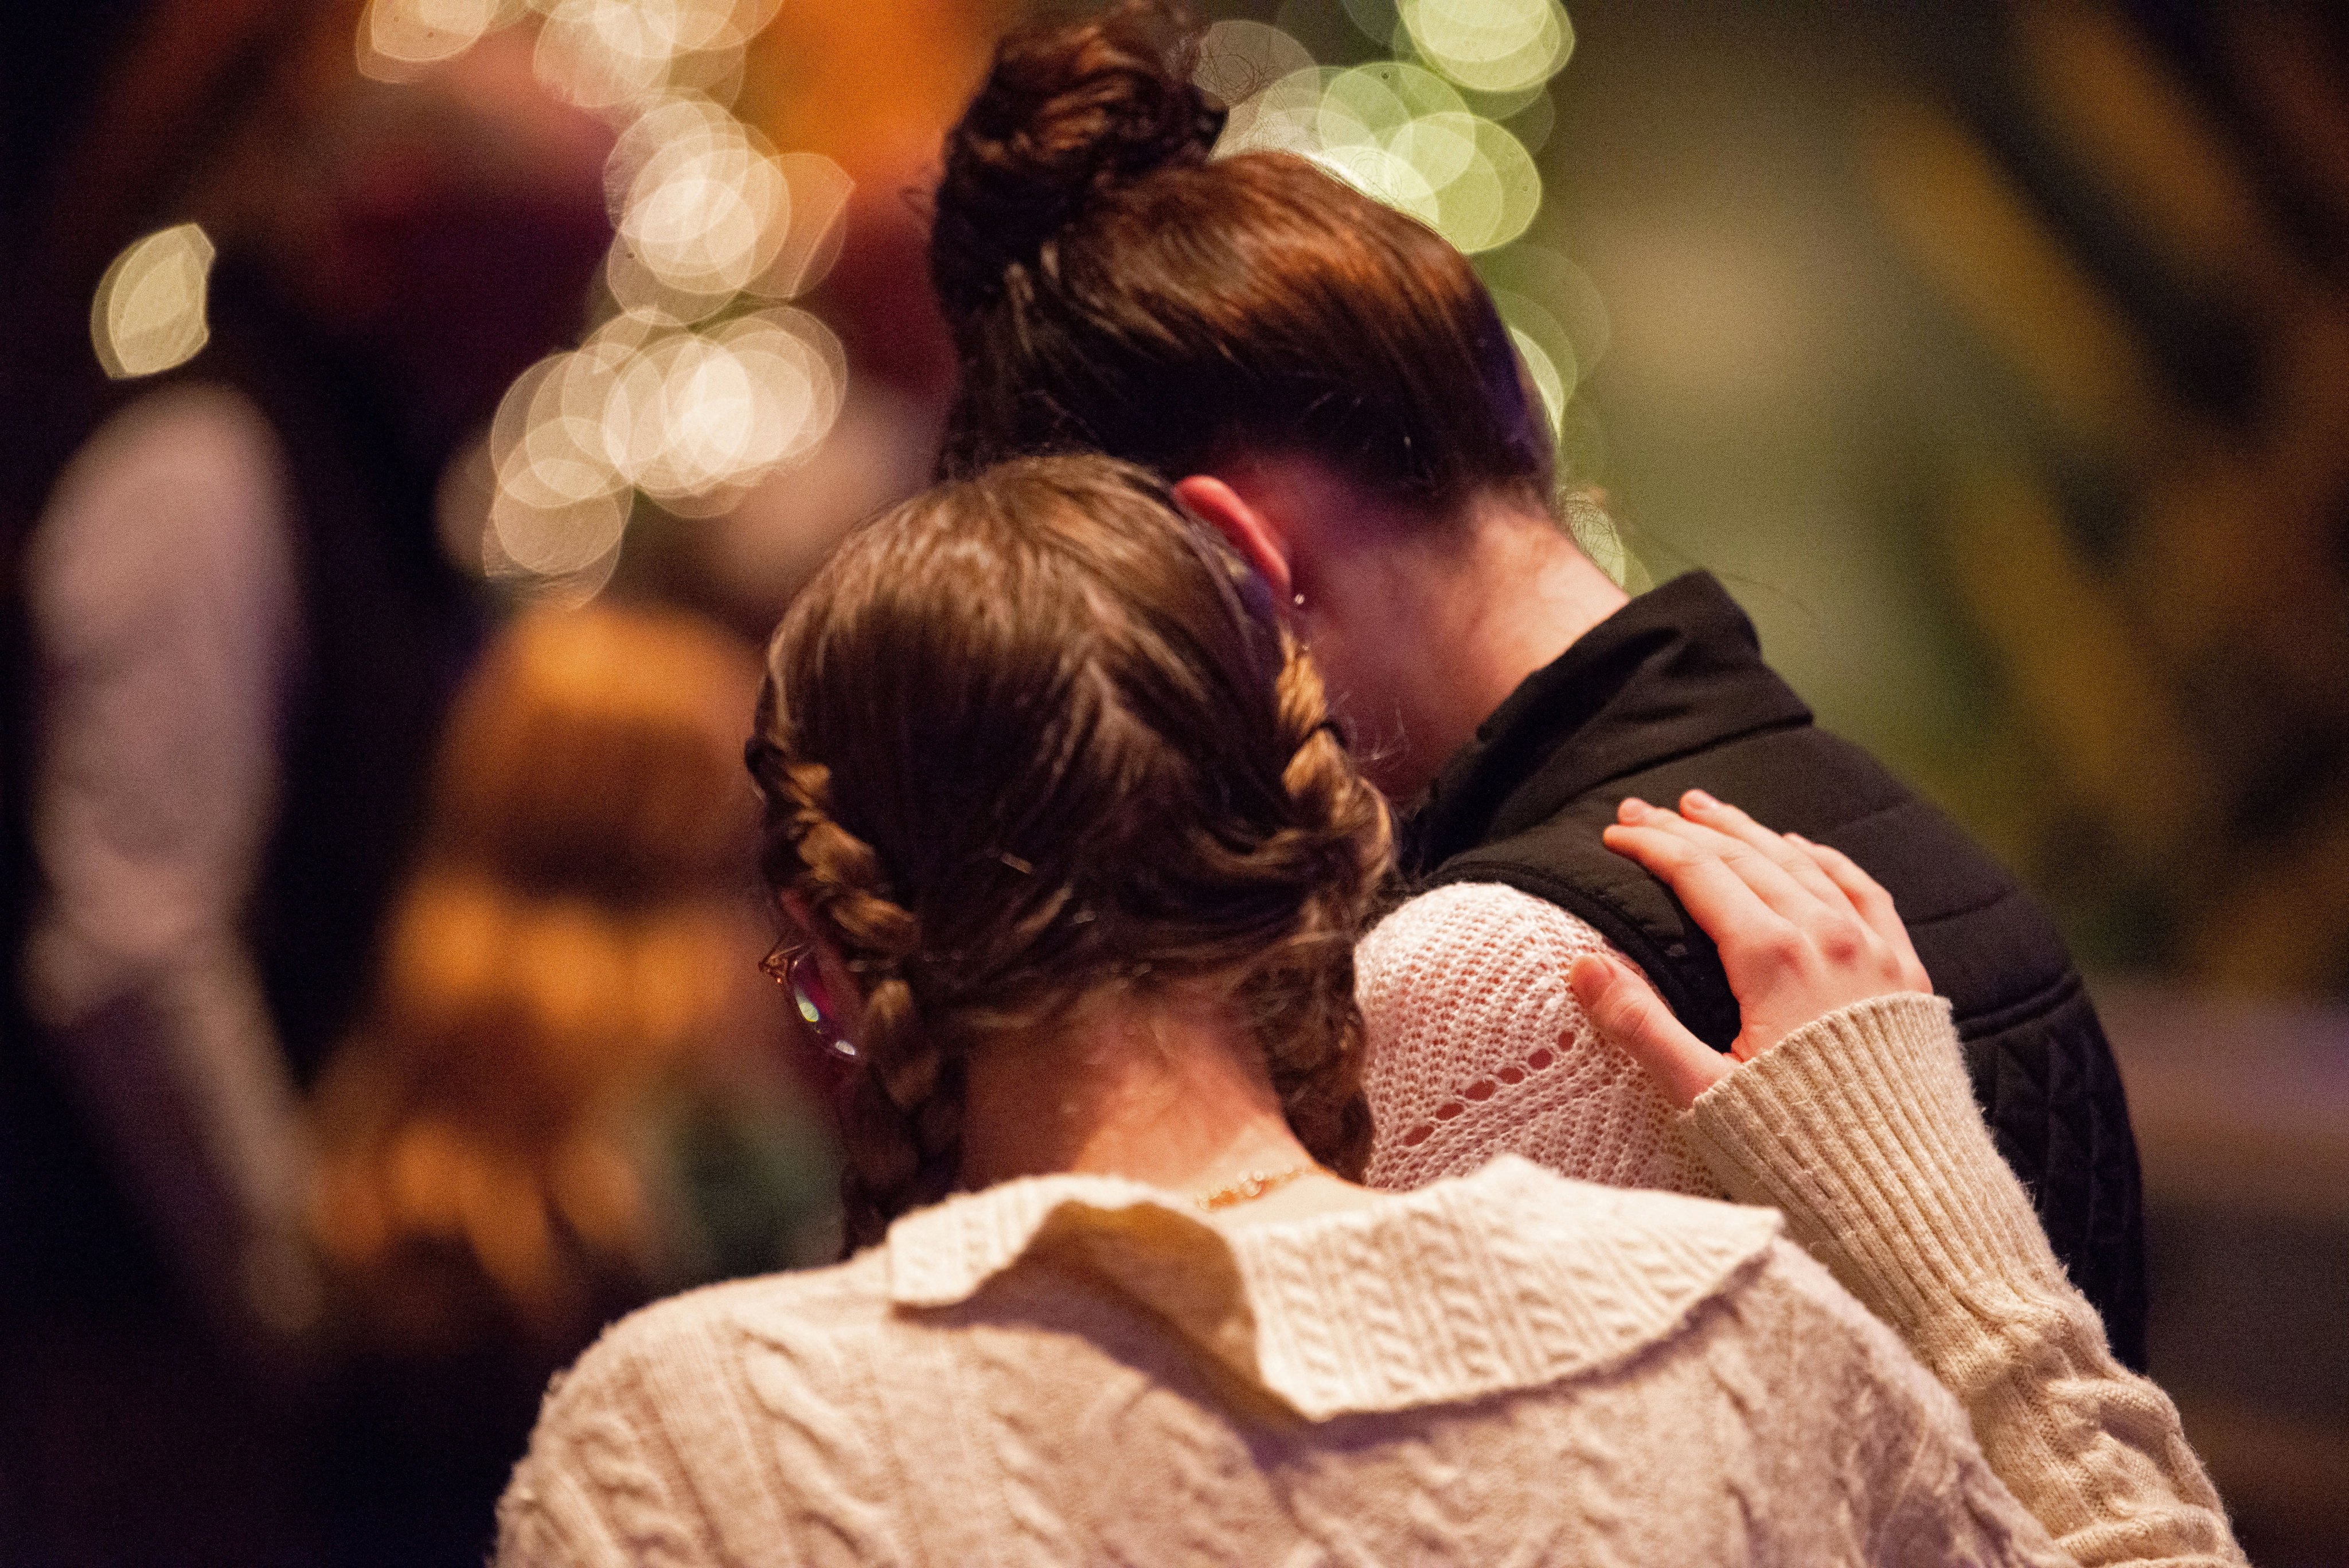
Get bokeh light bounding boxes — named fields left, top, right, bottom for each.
left=479, top=301, right=844, bottom=583
left=764, top=153, right=853, bottom=299
left=1398, top=0, right=1574, bottom=96
left=606, top=98, right=791, bottom=317
left=1508, top=326, right=1566, bottom=432
left=529, top=0, right=780, bottom=112
left=1203, top=33, right=1548, bottom=256
left=89, top=223, right=216, bottom=380
left=491, top=488, right=630, bottom=580
left=1486, top=283, right=1578, bottom=426
left=1193, top=19, right=1316, bottom=108
left=358, top=0, right=521, bottom=79
left=385, top=0, right=850, bottom=601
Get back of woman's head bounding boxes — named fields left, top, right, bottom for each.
left=748, top=455, right=1390, bottom=1247
left=930, top=0, right=1551, bottom=508
left=311, top=605, right=778, bottom=1342
left=431, top=604, right=758, bottom=899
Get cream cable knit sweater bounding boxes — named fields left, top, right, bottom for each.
left=497, top=994, right=2237, bottom=1566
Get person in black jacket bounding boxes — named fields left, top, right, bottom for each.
left=920, top=0, right=2148, bottom=1367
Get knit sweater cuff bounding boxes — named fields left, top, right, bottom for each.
left=1683, top=992, right=2070, bottom=1339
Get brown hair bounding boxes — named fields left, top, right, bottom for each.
left=929, top=0, right=1551, bottom=507
left=310, top=606, right=793, bottom=1343
left=747, top=457, right=1390, bottom=1249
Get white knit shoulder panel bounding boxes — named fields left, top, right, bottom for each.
left=1357, top=882, right=1718, bottom=1196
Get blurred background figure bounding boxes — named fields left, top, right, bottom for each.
left=2, top=2, right=614, bottom=1563
left=0, top=0, right=962, bottom=1555
left=305, top=603, right=836, bottom=1562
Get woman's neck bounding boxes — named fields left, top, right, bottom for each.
left=1389, top=493, right=1629, bottom=795
left=1210, top=453, right=1629, bottom=802
left=956, top=984, right=1322, bottom=1202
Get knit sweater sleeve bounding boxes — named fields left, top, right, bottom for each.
left=1685, top=994, right=2242, bottom=1566
left=1357, top=883, right=1717, bottom=1195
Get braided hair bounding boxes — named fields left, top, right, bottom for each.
left=746, top=457, right=1390, bottom=1250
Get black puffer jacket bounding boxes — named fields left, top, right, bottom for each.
left=1403, top=572, right=2148, bottom=1369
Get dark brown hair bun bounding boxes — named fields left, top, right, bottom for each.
left=930, top=0, right=1226, bottom=325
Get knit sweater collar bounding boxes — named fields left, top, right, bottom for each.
left=883, top=1156, right=1781, bottom=1421
left=1405, top=571, right=1812, bottom=876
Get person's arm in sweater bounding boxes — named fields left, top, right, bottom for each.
left=1571, top=792, right=2240, bottom=1568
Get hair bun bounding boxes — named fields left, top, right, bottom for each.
left=930, top=0, right=1224, bottom=325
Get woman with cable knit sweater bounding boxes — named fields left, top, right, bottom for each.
left=494, top=457, right=2234, bottom=1566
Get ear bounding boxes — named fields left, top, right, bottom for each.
left=1173, top=474, right=1293, bottom=603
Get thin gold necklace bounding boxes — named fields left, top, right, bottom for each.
left=1195, top=1164, right=1320, bottom=1211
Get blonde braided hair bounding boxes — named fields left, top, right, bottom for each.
left=748, top=457, right=1391, bottom=1250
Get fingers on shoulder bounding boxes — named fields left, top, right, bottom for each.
left=1791, top=834, right=1900, bottom=923
left=1786, top=836, right=1933, bottom=992
left=1568, top=953, right=1729, bottom=1107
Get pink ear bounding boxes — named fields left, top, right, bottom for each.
left=1173, top=474, right=1293, bottom=603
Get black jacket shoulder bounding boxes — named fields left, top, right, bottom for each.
left=1404, top=572, right=2148, bottom=1367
